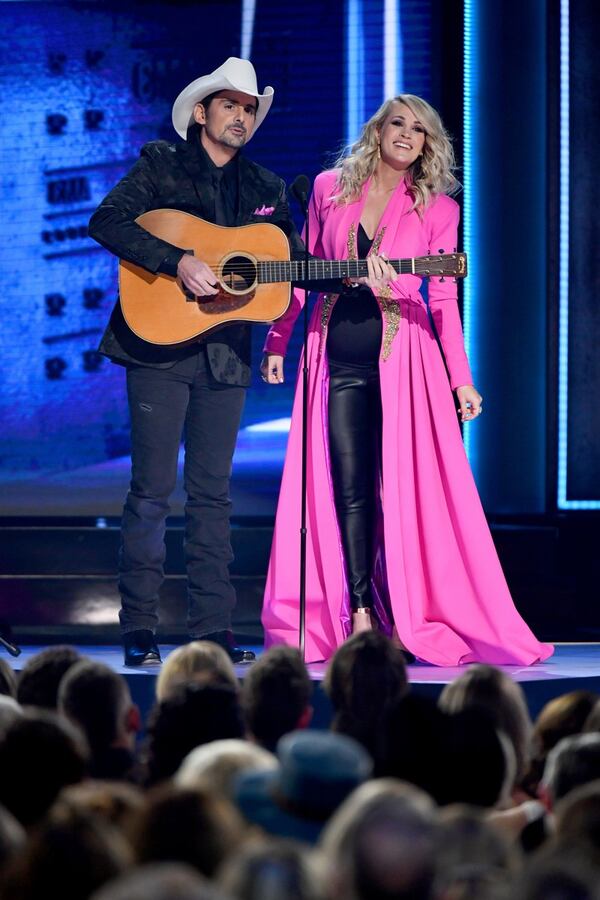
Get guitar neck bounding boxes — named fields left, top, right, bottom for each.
left=257, top=254, right=465, bottom=284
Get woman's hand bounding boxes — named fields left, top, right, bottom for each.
left=456, top=385, right=483, bottom=422
left=356, top=253, right=398, bottom=294
left=260, top=353, right=285, bottom=384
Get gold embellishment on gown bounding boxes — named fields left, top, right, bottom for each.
left=379, top=288, right=402, bottom=361
left=319, top=293, right=338, bottom=353
left=369, top=224, right=401, bottom=361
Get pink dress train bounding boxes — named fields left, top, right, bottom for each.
left=261, top=170, right=553, bottom=666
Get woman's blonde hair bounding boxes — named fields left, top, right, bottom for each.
left=334, top=94, right=460, bottom=212
left=155, top=641, right=238, bottom=702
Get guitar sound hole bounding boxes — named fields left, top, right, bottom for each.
left=221, top=255, right=256, bottom=293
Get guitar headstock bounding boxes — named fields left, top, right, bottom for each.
left=414, top=252, right=468, bottom=278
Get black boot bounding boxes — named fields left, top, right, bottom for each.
left=122, top=629, right=161, bottom=667
left=193, top=630, right=255, bottom=664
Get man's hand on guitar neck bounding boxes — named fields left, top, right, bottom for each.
left=177, top=254, right=219, bottom=297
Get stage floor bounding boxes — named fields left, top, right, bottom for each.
left=5, top=642, right=600, bottom=724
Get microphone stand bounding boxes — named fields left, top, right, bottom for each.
left=0, top=622, right=21, bottom=657
left=290, top=176, right=311, bottom=660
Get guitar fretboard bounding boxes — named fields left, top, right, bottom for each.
left=257, top=255, right=463, bottom=284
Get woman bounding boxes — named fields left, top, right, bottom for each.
left=261, top=94, right=552, bottom=666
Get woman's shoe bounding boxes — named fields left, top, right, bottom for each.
left=352, top=607, right=373, bottom=634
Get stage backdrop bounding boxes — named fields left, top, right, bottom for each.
left=0, top=0, right=432, bottom=477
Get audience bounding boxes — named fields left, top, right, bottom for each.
left=218, top=837, right=321, bottom=900
left=0, top=696, right=23, bottom=740
left=156, top=642, right=239, bottom=703
left=58, top=660, right=140, bottom=780
left=90, top=863, right=231, bottom=900
left=319, top=779, right=436, bottom=900
left=323, top=631, right=408, bottom=768
left=241, top=645, right=313, bottom=751
left=0, top=709, right=88, bottom=827
left=235, top=730, right=372, bottom=844
left=175, top=739, right=277, bottom=798
left=0, top=658, right=17, bottom=698
left=439, top=664, right=533, bottom=792
left=16, top=645, right=81, bottom=709
left=2, top=641, right=600, bottom=898
left=143, top=683, right=245, bottom=785
left=523, top=689, right=599, bottom=796
left=130, top=785, right=246, bottom=878
left=1, top=800, right=131, bottom=900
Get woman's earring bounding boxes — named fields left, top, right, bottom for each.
left=377, top=141, right=381, bottom=160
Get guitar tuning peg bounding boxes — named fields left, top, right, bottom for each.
left=438, top=249, right=444, bottom=254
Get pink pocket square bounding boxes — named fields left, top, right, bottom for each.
left=253, top=205, right=275, bottom=216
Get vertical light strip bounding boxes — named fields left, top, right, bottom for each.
left=462, top=0, right=479, bottom=463
left=241, top=0, right=256, bottom=59
left=557, top=0, right=570, bottom=507
left=556, top=1, right=596, bottom=508
left=346, top=0, right=365, bottom=144
left=384, top=0, right=403, bottom=98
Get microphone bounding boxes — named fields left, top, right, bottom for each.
left=290, top=174, right=311, bottom=214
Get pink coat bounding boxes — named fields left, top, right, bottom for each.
left=262, top=170, right=553, bottom=666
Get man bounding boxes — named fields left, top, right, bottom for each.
left=89, top=58, right=331, bottom=667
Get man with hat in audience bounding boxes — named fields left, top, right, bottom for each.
left=89, top=58, right=337, bottom=667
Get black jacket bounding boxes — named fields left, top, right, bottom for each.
left=88, top=132, right=308, bottom=386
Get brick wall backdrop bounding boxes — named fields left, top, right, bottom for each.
left=0, top=0, right=433, bottom=475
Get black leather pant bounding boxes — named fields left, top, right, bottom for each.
left=328, top=359, right=382, bottom=611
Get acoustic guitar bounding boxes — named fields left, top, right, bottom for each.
left=119, top=209, right=468, bottom=346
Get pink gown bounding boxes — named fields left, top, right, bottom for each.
left=261, top=169, right=553, bottom=666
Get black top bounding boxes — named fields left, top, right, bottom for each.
left=197, top=140, right=239, bottom=226
left=326, top=224, right=383, bottom=366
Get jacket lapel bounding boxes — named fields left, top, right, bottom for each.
left=175, top=140, right=215, bottom=220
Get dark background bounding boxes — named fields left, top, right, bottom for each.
left=0, top=0, right=597, bottom=515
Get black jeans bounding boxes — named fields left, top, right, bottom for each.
left=119, top=348, right=246, bottom=637
left=328, top=359, right=383, bottom=611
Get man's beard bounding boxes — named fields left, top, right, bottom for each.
left=219, top=128, right=247, bottom=149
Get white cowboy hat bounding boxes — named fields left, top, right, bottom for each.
left=172, top=57, right=274, bottom=140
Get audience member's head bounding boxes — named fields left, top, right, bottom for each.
left=16, top=645, right=81, bottom=709
left=60, top=780, right=144, bottom=830
left=324, top=632, right=408, bottom=766
left=58, top=660, right=140, bottom=778
left=130, top=784, right=246, bottom=878
left=514, top=846, right=600, bottom=900
left=176, top=739, right=277, bottom=798
left=433, top=805, right=521, bottom=900
left=541, top=733, right=600, bottom=809
left=0, top=659, right=17, bottom=698
left=442, top=708, right=514, bottom=809
left=0, top=804, right=25, bottom=880
left=439, top=664, right=532, bottom=785
left=156, top=642, right=238, bottom=703
left=1, top=800, right=131, bottom=900
left=379, top=693, right=450, bottom=797
left=0, top=709, right=88, bottom=827
left=524, top=690, right=600, bottom=794
left=90, top=863, right=232, bottom=900
left=320, top=779, right=436, bottom=900
left=553, top=779, right=600, bottom=860
left=235, top=730, right=373, bottom=844
left=584, top=699, right=600, bottom=734
left=219, top=838, right=321, bottom=900
left=0, top=696, right=23, bottom=741
left=241, top=646, right=312, bottom=751
left=144, top=683, right=245, bottom=785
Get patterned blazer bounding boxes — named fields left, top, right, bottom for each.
left=88, top=132, right=306, bottom=386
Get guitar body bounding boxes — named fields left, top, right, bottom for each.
left=119, top=210, right=292, bottom=345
